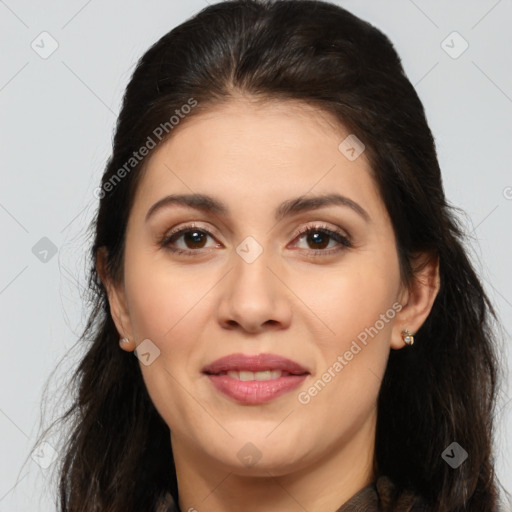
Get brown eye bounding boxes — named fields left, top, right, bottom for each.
left=304, top=230, right=330, bottom=250
left=177, top=230, right=208, bottom=249
left=292, top=225, right=352, bottom=255
left=160, top=224, right=220, bottom=255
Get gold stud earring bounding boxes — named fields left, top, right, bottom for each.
left=119, top=337, right=134, bottom=351
left=401, top=329, right=415, bottom=346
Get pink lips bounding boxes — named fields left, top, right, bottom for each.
left=202, top=353, right=309, bottom=405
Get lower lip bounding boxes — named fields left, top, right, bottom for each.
left=205, top=373, right=308, bottom=404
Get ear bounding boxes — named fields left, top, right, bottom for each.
left=96, top=247, right=133, bottom=341
left=391, top=251, right=440, bottom=349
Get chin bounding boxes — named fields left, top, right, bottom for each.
left=202, top=435, right=313, bottom=476
left=224, top=453, right=310, bottom=477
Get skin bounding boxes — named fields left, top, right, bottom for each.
left=99, top=97, right=440, bottom=512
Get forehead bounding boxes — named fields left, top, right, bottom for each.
left=131, top=98, right=385, bottom=222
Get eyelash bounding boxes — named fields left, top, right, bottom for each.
left=159, top=222, right=353, bottom=257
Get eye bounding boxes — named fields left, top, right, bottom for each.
left=159, top=223, right=220, bottom=256
left=290, top=224, right=352, bottom=256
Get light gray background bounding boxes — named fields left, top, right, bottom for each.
left=1, top=0, right=511, bottom=510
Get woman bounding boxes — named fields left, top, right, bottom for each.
left=35, top=0, right=507, bottom=510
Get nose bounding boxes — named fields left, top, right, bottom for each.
left=215, top=249, right=293, bottom=334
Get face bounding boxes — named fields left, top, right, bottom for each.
left=106, top=98, right=415, bottom=477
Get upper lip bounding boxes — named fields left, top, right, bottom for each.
left=202, top=353, right=309, bottom=375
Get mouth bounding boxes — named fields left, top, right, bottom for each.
left=202, top=353, right=309, bottom=404
left=213, top=369, right=304, bottom=381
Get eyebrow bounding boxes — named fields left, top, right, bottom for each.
left=145, top=192, right=370, bottom=223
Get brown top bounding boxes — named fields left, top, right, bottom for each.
left=156, top=475, right=429, bottom=511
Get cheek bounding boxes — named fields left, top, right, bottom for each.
left=289, top=256, right=398, bottom=414
left=122, top=249, right=210, bottom=426
left=122, top=248, right=216, bottom=401
left=294, top=257, right=399, bottom=346
left=296, top=273, right=393, bottom=432
left=123, top=247, right=208, bottom=341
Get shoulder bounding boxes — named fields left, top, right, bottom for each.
left=337, top=475, right=428, bottom=512
left=376, top=475, right=430, bottom=512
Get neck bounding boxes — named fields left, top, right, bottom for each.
left=171, top=410, right=376, bottom=512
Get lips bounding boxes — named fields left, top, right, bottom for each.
left=202, top=353, right=309, bottom=404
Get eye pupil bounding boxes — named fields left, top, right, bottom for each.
left=185, top=231, right=207, bottom=248
left=308, top=231, right=329, bottom=249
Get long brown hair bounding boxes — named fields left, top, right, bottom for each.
left=30, top=1, right=507, bottom=510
